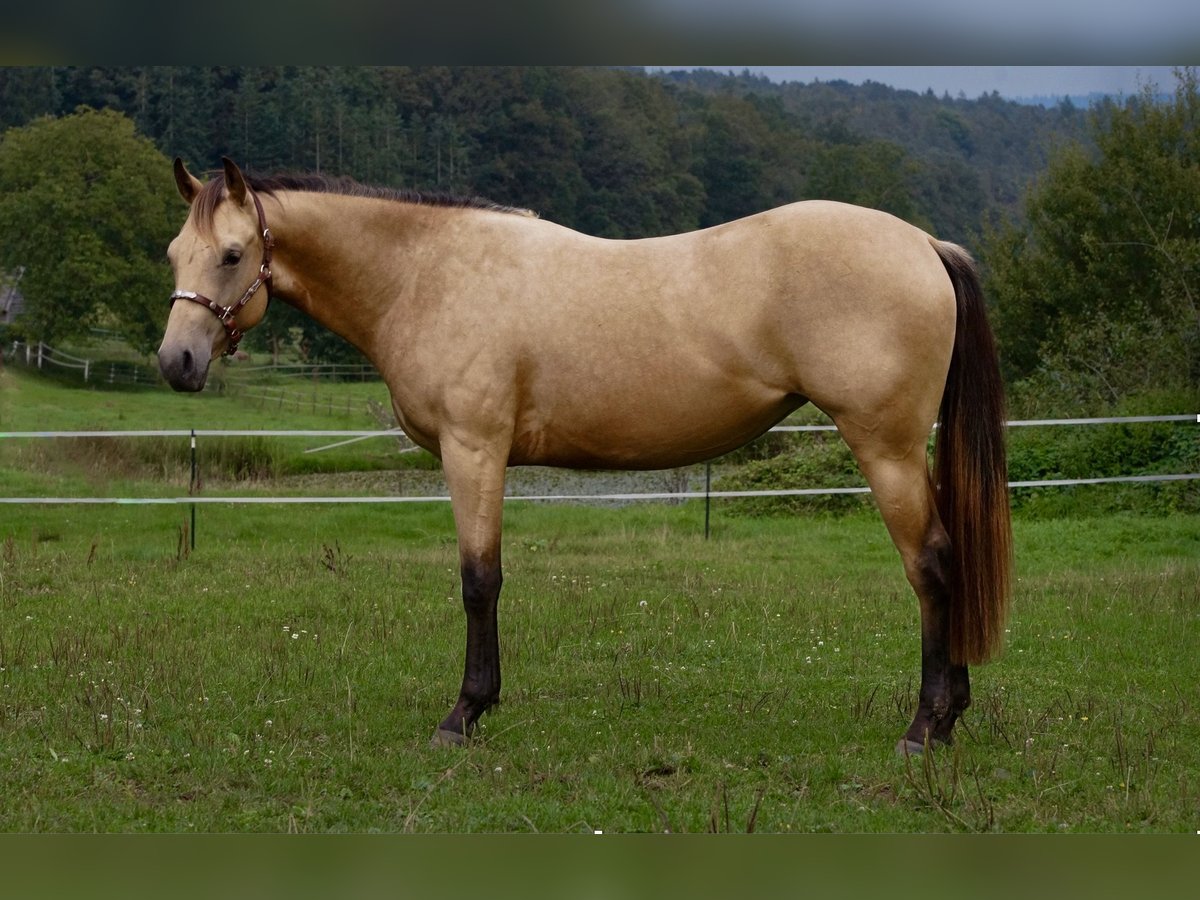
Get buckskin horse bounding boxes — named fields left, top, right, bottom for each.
left=158, top=157, right=1011, bottom=754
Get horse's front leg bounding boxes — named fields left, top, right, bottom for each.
left=431, top=432, right=508, bottom=747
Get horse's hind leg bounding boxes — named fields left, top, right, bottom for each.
left=835, top=422, right=970, bottom=753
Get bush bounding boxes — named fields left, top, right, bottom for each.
left=1007, top=392, right=1200, bottom=516
left=714, top=432, right=872, bottom=517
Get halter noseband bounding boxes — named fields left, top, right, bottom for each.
left=169, top=189, right=273, bottom=357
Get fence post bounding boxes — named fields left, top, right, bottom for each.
left=190, top=429, right=197, bottom=551
left=704, top=461, right=712, bottom=540
left=37, top=341, right=44, bottom=369
left=83, top=359, right=90, bottom=382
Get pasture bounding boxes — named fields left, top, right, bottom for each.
left=1, top=369, right=1198, bottom=832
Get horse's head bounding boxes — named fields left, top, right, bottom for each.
left=158, top=157, right=272, bottom=391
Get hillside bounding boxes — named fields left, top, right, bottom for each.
left=654, top=69, right=1091, bottom=237
left=0, top=66, right=1091, bottom=245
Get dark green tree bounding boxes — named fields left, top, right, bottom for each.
left=985, top=69, right=1199, bottom=405
left=693, top=97, right=772, bottom=227
left=805, top=138, right=926, bottom=228
left=0, top=107, right=178, bottom=352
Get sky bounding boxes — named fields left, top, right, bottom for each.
left=654, top=67, right=1182, bottom=101
left=644, top=1, right=1200, bottom=60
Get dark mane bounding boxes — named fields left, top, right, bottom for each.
left=191, top=171, right=536, bottom=233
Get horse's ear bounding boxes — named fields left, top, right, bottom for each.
left=221, top=156, right=248, bottom=205
left=174, top=157, right=203, bottom=205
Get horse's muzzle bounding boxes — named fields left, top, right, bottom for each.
left=157, top=340, right=209, bottom=392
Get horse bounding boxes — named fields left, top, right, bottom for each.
left=158, top=157, right=1012, bottom=755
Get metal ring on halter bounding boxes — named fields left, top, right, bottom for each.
left=168, top=190, right=274, bottom=357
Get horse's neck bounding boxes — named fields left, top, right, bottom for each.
left=267, top=192, right=436, bottom=363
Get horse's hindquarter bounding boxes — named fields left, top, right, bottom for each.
left=410, top=202, right=956, bottom=469
left=767, top=203, right=958, bottom=432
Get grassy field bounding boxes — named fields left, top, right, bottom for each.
left=2, top=357, right=390, bottom=427
left=2, top=367, right=1199, bottom=832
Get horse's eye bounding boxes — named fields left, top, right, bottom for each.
left=222, top=250, right=242, bottom=267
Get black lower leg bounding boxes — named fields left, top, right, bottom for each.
left=902, top=531, right=971, bottom=750
left=906, top=659, right=972, bottom=748
left=435, top=557, right=502, bottom=743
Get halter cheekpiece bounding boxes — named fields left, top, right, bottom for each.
left=170, top=189, right=273, bottom=357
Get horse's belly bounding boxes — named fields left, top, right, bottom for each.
left=512, top=387, right=804, bottom=470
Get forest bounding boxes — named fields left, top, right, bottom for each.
left=0, top=66, right=1090, bottom=242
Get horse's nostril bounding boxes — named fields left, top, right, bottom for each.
left=181, top=349, right=194, bottom=375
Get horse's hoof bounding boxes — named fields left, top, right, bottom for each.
left=430, top=728, right=468, bottom=749
left=895, top=738, right=928, bottom=757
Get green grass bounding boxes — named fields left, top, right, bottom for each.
left=3, top=366, right=1199, bottom=832
left=1, top=501, right=1196, bottom=833
left=1, top=367, right=430, bottom=485
left=1, top=364, right=391, bottom=432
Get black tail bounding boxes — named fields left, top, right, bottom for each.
left=931, top=240, right=1013, bottom=665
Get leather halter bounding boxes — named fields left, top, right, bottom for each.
left=169, top=189, right=273, bottom=357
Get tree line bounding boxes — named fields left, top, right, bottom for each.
left=0, top=66, right=1088, bottom=242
